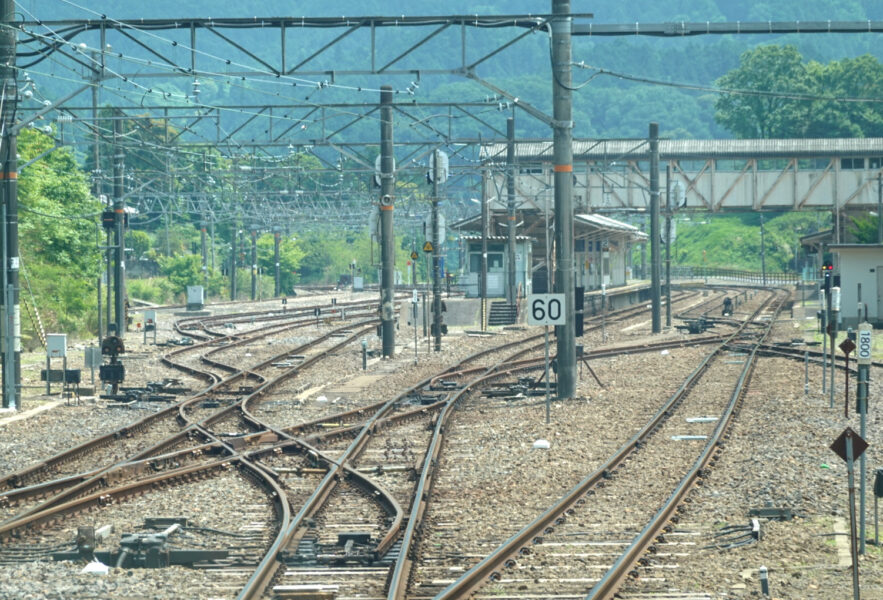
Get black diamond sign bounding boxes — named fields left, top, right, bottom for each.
left=830, top=427, right=868, bottom=463
left=839, top=338, right=856, bottom=355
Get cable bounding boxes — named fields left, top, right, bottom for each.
left=571, top=61, right=883, bottom=104
left=40, top=1, right=412, bottom=97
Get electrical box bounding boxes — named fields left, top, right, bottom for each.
left=84, top=347, right=102, bottom=368
left=186, top=286, right=205, bottom=310
left=144, top=310, right=157, bottom=326
left=353, top=276, right=364, bottom=291
left=47, top=334, right=67, bottom=358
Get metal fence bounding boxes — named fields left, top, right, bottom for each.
left=669, top=266, right=801, bottom=285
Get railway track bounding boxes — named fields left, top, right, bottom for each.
left=425, top=288, right=787, bottom=600
left=0, top=286, right=772, bottom=600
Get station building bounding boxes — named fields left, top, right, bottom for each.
left=454, top=208, right=646, bottom=299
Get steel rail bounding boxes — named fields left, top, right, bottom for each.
left=1, top=315, right=378, bottom=527
left=234, top=313, right=591, bottom=600
left=587, top=288, right=787, bottom=599
left=0, top=442, right=224, bottom=513
left=0, top=454, right=289, bottom=544
left=431, top=289, right=785, bottom=599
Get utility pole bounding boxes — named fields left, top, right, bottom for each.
left=379, top=85, right=396, bottom=357
left=113, top=118, right=126, bottom=338
left=210, top=215, right=215, bottom=273
left=164, top=108, right=171, bottom=258
left=230, top=223, right=238, bottom=301
left=0, top=0, right=18, bottom=409
left=480, top=166, right=489, bottom=331
left=91, top=50, right=103, bottom=341
left=431, top=149, right=442, bottom=351
left=274, top=230, right=281, bottom=297
left=760, top=213, right=767, bottom=286
left=506, top=117, right=517, bottom=306
left=200, top=214, right=208, bottom=288
left=552, top=0, right=576, bottom=399
left=877, top=173, right=881, bottom=244
left=250, top=229, right=257, bottom=301
left=649, top=122, right=661, bottom=334
left=665, top=164, right=672, bottom=328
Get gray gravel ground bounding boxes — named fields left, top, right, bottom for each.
left=3, top=289, right=878, bottom=599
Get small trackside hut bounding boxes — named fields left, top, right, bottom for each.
left=828, top=243, right=883, bottom=328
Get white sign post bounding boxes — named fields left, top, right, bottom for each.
left=858, top=321, right=873, bottom=554
left=527, top=294, right=566, bottom=424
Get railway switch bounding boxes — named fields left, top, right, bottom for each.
left=676, top=317, right=715, bottom=334
left=53, top=521, right=228, bottom=568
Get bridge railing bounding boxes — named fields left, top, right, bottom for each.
left=669, top=266, right=801, bottom=285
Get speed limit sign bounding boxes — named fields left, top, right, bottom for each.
left=527, top=294, right=566, bottom=326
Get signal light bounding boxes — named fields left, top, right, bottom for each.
left=101, top=210, right=115, bottom=229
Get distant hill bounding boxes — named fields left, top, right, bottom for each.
left=19, top=0, right=883, bottom=140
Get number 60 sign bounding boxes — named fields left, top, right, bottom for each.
left=527, top=294, right=566, bottom=326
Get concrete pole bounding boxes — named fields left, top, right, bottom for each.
left=506, top=117, right=517, bottom=305
left=665, top=164, right=672, bottom=328
left=91, top=53, right=103, bottom=343
left=649, top=122, right=661, bottom=334
left=113, top=118, right=126, bottom=338
left=274, top=231, right=281, bottom=297
left=210, top=216, right=215, bottom=272
left=0, top=0, right=18, bottom=409
left=250, top=229, right=257, bottom=301
left=431, top=149, right=442, bottom=351
left=552, top=0, right=576, bottom=399
left=230, top=225, right=238, bottom=300
left=200, top=218, right=208, bottom=287
left=380, top=86, right=396, bottom=357
left=761, top=213, right=767, bottom=286
left=481, top=167, right=489, bottom=331
left=106, top=225, right=111, bottom=329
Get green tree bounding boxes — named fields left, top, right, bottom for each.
left=126, top=230, right=152, bottom=259
left=805, top=55, right=883, bottom=138
left=715, top=46, right=883, bottom=139
left=16, top=128, right=102, bottom=342
left=848, top=214, right=881, bottom=243
left=256, top=233, right=305, bottom=294
left=714, top=45, right=812, bottom=138
left=157, top=253, right=202, bottom=294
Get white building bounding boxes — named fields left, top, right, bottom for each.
left=830, top=244, right=883, bottom=328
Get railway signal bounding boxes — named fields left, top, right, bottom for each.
left=822, top=262, right=833, bottom=293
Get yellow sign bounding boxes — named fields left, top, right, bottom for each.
left=422, top=241, right=433, bottom=253
left=410, top=251, right=418, bottom=260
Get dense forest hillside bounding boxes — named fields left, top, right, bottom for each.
left=22, top=0, right=883, bottom=139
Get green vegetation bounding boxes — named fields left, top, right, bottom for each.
left=13, top=1, right=883, bottom=344
left=17, top=128, right=102, bottom=346
left=715, top=46, right=883, bottom=138
left=668, top=212, right=830, bottom=271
